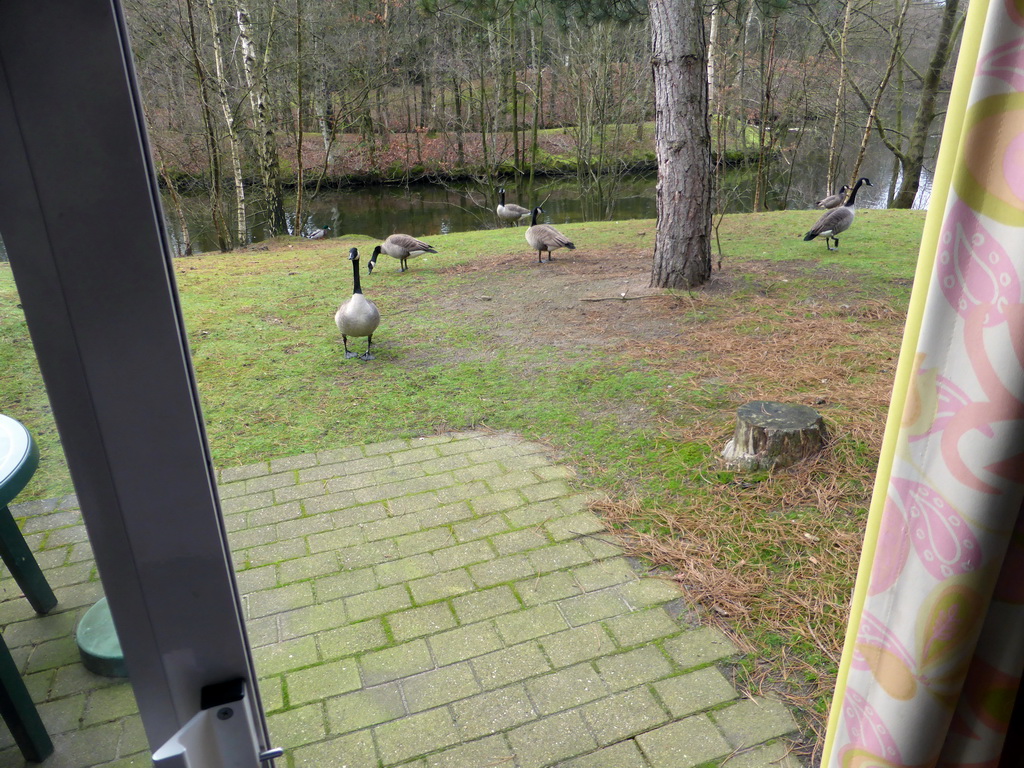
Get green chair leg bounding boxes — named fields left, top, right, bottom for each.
left=0, top=505, right=57, bottom=615
left=0, top=633, right=52, bottom=762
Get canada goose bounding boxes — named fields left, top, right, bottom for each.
left=496, top=187, right=531, bottom=226
left=803, top=177, right=872, bottom=251
left=305, top=225, right=331, bottom=240
left=525, top=207, right=575, bottom=263
left=816, top=185, right=850, bottom=209
left=335, top=247, right=381, bottom=360
left=367, top=234, right=438, bottom=273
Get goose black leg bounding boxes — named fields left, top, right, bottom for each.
left=360, top=336, right=375, bottom=361
left=343, top=335, right=358, bottom=359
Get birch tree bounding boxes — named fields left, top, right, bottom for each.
left=236, top=0, right=287, bottom=235
left=205, top=0, right=247, bottom=245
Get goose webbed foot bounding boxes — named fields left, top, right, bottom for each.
left=345, top=351, right=360, bottom=359
left=359, top=352, right=376, bottom=360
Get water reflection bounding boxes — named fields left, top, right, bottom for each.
left=0, top=152, right=933, bottom=262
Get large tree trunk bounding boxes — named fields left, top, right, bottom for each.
left=890, top=0, right=960, bottom=208
left=649, top=0, right=712, bottom=289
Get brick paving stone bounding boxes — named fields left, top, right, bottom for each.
left=541, top=624, right=616, bottom=668
left=265, top=703, right=328, bottom=749
left=570, top=558, right=638, bottom=591
left=37, top=693, right=87, bottom=735
left=395, top=528, right=456, bottom=557
left=469, top=491, right=525, bottom=517
left=286, top=658, right=361, bottom=705
left=269, top=453, right=319, bottom=472
left=221, top=462, right=270, bottom=482
left=245, top=581, right=313, bottom=618
left=450, top=585, right=520, bottom=624
left=314, top=567, right=379, bottom=602
left=339, top=539, right=399, bottom=570
left=388, top=602, right=458, bottom=642
left=491, top=527, right=551, bottom=556
left=653, top=667, right=739, bottom=718
left=372, top=708, right=460, bottom=765
left=451, top=685, right=537, bottom=740
left=345, top=584, right=411, bottom=621
left=517, top=570, right=586, bottom=606
left=506, top=710, right=598, bottom=768
left=470, top=641, right=551, bottom=690
left=580, top=687, right=671, bottom=746
left=307, top=525, right=366, bottom=555
left=326, top=683, right=406, bottom=733
left=431, top=539, right=494, bottom=571
left=556, top=739, right=651, bottom=768
left=545, top=512, right=608, bottom=542
left=253, top=636, right=321, bottom=676
left=558, top=590, right=632, bottom=627
left=410, top=569, right=476, bottom=605
left=525, top=662, right=609, bottom=715
left=635, top=716, right=733, bottom=768
left=495, top=603, right=568, bottom=645
left=616, top=578, right=683, bottom=609
left=245, top=472, right=297, bottom=494
left=401, top=662, right=481, bottom=712
left=292, top=731, right=379, bottom=768
left=469, top=553, right=537, bottom=588
left=725, top=741, right=804, bottom=768
left=248, top=501, right=304, bottom=527
left=317, top=618, right=390, bottom=658
left=277, top=551, right=340, bottom=585
left=424, top=734, right=515, bottom=768
left=358, top=639, right=434, bottom=686
left=427, top=622, right=504, bottom=666
left=411, top=502, right=476, bottom=530
left=712, top=698, right=799, bottom=749
left=604, top=609, right=682, bottom=648
left=273, top=481, right=327, bottom=504
left=528, top=540, right=593, bottom=574
left=453, top=514, right=510, bottom=542
left=261, top=677, right=285, bottom=712
left=315, top=444, right=369, bottom=463
left=375, top=553, right=440, bottom=586
left=246, top=537, right=309, bottom=568
left=595, top=645, right=674, bottom=691
left=661, top=626, right=739, bottom=669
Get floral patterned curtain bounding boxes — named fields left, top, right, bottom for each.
left=822, top=0, right=1024, bottom=764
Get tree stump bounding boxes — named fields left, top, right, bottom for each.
left=721, top=401, right=827, bottom=471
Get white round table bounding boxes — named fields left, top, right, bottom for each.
left=0, top=414, right=56, bottom=613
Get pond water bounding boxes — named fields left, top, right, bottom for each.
left=0, top=136, right=933, bottom=261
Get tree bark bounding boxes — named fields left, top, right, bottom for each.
left=236, top=0, right=288, bottom=235
left=205, top=0, right=246, bottom=247
left=891, top=0, right=961, bottom=208
left=184, top=0, right=230, bottom=252
left=649, top=0, right=712, bottom=289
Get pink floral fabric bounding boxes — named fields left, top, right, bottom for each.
left=826, top=0, right=1024, bottom=764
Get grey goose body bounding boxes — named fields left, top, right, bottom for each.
left=496, top=187, right=530, bottom=226
left=816, top=185, right=850, bottom=209
left=369, top=234, right=437, bottom=273
left=525, top=207, right=575, bottom=263
left=335, top=247, right=381, bottom=359
left=803, top=178, right=872, bottom=251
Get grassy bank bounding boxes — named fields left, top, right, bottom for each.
left=0, top=208, right=925, bottom=758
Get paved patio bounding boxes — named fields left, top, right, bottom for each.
left=0, top=431, right=802, bottom=768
